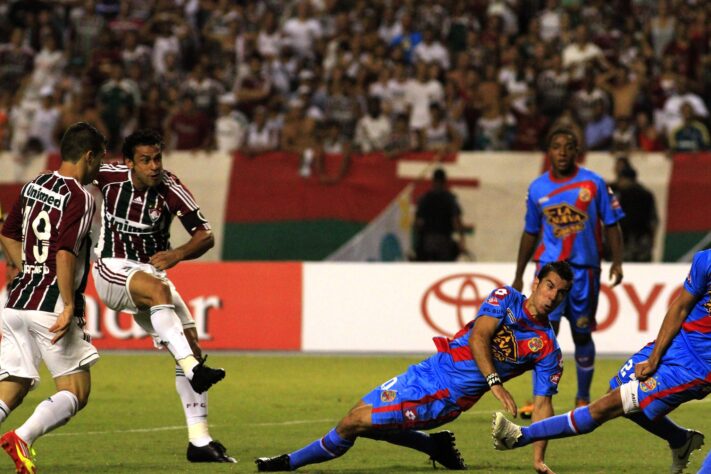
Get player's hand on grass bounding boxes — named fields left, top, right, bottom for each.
left=534, top=460, right=556, bottom=473
left=50, top=305, right=73, bottom=344
left=634, top=358, right=657, bottom=380
left=608, top=263, right=623, bottom=287
left=491, top=384, right=517, bottom=417
left=150, top=249, right=182, bottom=270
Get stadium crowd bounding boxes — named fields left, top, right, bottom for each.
left=0, top=0, right=709, bottom=161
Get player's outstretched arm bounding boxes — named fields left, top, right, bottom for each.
left=603, top=223, right=624, bottom=287
left=513, top=231, right=538, bottom=291
left=532, top=395, right=556, bottom=474
left=470, top=316, right=518, bottom=417
left=150, top=229, right=214, bottom=270
left=635, top=288, right=697, bottom=380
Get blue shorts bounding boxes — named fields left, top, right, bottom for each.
left=362, top=363, right=468, bottom=431
left=542, top=264, right=600, bottom=333
left=609, top=340, right=711, bottom=420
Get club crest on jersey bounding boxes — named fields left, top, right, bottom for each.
left=549, top=372, right=561, bottom=385
left=491, top=325, right=518, bottom=362
left=380, top=390, right=397, bottom=402
left=148, top=207, right=161, bottom=222
left=542, top=203, right=588, bottom=238
left=527, top=337, right=544, bottom=353
left=703, top=289, right=711, bottom=314
left=640, top=378, right=657, bottom=392
left=404, top=409, right=417, bottom=421
left=578, top=188, right=592, bottom=202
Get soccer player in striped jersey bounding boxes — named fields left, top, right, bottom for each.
left=91, top=129, right=233, bottom=463
left=494, top=250, right=710, bottom=474
left=257, top=262, right=573, bottom=473
left=513, top=129, right=625, bottom=410
left=0, top=122, right=105, bottom=474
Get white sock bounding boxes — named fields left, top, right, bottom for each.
left=150, top=305, right=198, bottom=377
left=175, top=366, right=211, bottom=447
left=16, top=391, right=78, bottom=445
left=0, top=400, right=10, bottom=424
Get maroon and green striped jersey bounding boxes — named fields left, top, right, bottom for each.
left=94, top=164, right=210, bottom=262
left=1, top=172, right=95, bottom=314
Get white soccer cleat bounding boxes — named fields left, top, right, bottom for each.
left=670, top=430, right=704, bottom=474
left=491, top=412, right=523, bottom=450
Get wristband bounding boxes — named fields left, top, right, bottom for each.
left=486, top=372, right=502, bottom=387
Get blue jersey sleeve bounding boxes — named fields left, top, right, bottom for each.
left=683, top=251, right=710, bottom=297
left=476, top=287, right=516, bottom=324
left=532, top=350, right=563, bottom=397
left=595, top=176, right=625, bottom=226
left=523, top=186, right=542, bottom=235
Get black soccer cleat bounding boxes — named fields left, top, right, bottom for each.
left=255, top=454, right=292, bottom=471
left=429, top=430, right=467, bottom=470
left=189, top=362, right=225, bottom=394
left=187, top=440, right=237, bottom=463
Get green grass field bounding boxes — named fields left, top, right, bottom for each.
left=5, top=354, right=708, bottom=473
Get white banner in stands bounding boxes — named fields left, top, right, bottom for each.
left=302, top=263, right=690, bottom=354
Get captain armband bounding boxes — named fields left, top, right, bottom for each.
left=486, top=372, right=502, bottom=387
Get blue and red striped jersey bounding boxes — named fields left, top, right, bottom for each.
left=681, top=249, right=711, bottom=367
left=431, top=286, right=563, bottom=398
left=524, top=166, right=624, bottom=267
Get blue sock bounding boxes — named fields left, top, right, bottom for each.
left=700, top=449, right=711, bottom=474
left=518, top=407, right=600, bottom=447
left=365, top=430, right=433, bottom=454
left=626, top=413, right=688, bottom=448
left=575, top=338, right=595, bottom=401
left=288, top=428, right=354, bottom=469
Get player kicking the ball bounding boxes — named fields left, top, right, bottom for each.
left=92, top=129, right=234, bottom=463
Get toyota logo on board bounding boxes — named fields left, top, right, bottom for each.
left=421, top=273, right=506, bottom=337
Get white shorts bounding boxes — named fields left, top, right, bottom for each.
left=92, top=259, right=196, bottom=345
left=0, top=308, right=99, bottom=388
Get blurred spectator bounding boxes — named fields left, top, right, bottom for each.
left=405, top=62, right=434, bottom=132
left=97, top=63, right=135, bottom=151
left=120, top=30, right=151, bottom=71
left=0, top=28, right=34, bottom=92
left=315, top=120, right=352, bottom=184
left=384, top=114, right=414, bottom=159
left=183, top=63, right=225, bottom=119
left=668, top=102, right=710, bottom=152
left=257, top=10, right=282, bottom=60
left=562, top=25, right=607, bottom=81
left=156, top=51, right=185, bottom=92
left=166, top=95, right=211, bottom=151
left=419, top=103, right=462, bottom=156
left=647, top=0, right=676, bottom=59
left=610, top=159, right=658, bottom=262
left=413, top=28, right=450, bottom=70
left=572, top=72, right=609, bottom=125
left=28, top=87, right=60, bottom=153
left=234, top=53, right=271, bottom=119
left=323, top=76, right=359, bottom=140
left=476, top=102, right=515, bottom=151
left=137, top=84, right=167, bottom=134
left=243, top=105, right=279, bottom=156
left=537, top=0, right=564, bottom=43
left=585, top=101, right=615, bottom=150
left=611, top=117, right=636, bottom=153
left=68, top=0, right=106, bottom=66
left=281, top=0, right=322, bottom=61
left=390, top=11, right=421, bottom=64
left=28, top=33, right=64, bottom=97
left=662, top=77, right=708, bottom=135
left=281, top=98, right=317, bottom=176
left=414, top=168, right=469, bottom=262
left=385, top=62, right=409, bottom=118
left=597, top=65, right=641, bottom=120
left=635, top=110, right=666, bottom=152
left=512, top=99, right=549, bottom=151
left=354, top=97, right=391, bottom=154
left=214, top=94, right=247, bottom=154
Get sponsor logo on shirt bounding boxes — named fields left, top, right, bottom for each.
left=24, top=183, right=66, bottom=209
left=543, top=203, right=588, bottom=238
left=491, top=325, right=518, bottom=362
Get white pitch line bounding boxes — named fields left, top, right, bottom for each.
left=45, top=398, right=711, bottom=438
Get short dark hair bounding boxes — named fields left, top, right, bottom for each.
left=122, top=129, right=164, bottom=160
left=546, top=128, right=578, bottom=149
left=537, top=261, right=573, bottom=283
left=433, top=168, right=447, bottom=183
left=60, top=122, right=105, bottom=163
